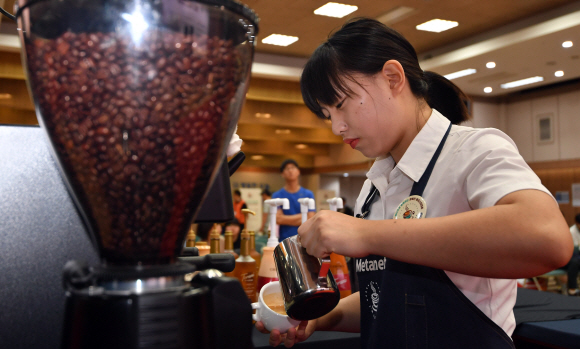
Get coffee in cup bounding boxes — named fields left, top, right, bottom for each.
left=263, top=291, right=286, bottom=315
left=252, top=281, right=300, bottom=332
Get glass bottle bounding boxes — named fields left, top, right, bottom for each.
left=210, top=227, right=221, bottom=254
left=249, top=231, right=261, bottom=277
left=224, top=230, right=239, bottom=259
left=233, top=232, right=257, bottom=302
left=329, top=253, right=352, bottom=298
left=185, top=225, right=196, bottom=248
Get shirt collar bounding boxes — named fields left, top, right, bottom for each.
left=366, top=109, right=451, bottom=183
left=397, top=109, right=451, bottom=182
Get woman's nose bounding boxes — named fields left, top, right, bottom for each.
left=331, top=118, right=347, bottom=136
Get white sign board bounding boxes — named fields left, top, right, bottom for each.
left=572, top=184, right=580, bottom=207
left=240, top=188, right=263, bottom=231
left=316, top=190, right=336, bottom=211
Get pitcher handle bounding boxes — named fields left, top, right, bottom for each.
left=318, top=257, right=330, bottom=278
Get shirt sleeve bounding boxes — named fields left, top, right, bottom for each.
left=461, top=129, right=552, bottom=210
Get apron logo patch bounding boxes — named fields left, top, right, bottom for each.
left=364, top=281, right=380, bottom=319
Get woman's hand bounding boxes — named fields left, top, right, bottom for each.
left=255, top=319, right=317, bottom=348
left=297, top=211, right=370, bottom=258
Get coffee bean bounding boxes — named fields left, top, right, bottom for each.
left=26, top=29, right=244, bottom=265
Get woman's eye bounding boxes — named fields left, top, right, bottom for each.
left=336, top=99, right=346, bottom=109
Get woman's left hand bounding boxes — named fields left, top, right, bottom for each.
left=297, top=210, right=370, bottom=258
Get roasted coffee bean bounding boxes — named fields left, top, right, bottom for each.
left=26, top=30, right=245, bottom=265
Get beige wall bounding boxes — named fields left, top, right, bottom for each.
left=500, top=90, right=580, bottom=162
left=314, top=143, right=370, bottom=167
left=467, top=89, right=580, bottom=163
left=230, top=171, right=285, bottom=195
left=230, top=170, right=319, bottom=197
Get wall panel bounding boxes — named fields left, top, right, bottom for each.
left=558, top=90, right=580, bottom=160
left=531, top=96, right=559, bottom=162
left=506, top=100, right=533, bottom=161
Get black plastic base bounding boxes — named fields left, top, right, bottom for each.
left=62, top=286, right=212, bottom=349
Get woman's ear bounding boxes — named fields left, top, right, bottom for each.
left=381, top=60, right=406, bottom=96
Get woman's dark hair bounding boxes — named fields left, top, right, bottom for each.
left=575, top=213, right=580, bottom=224
left=261, top=188, right=271, bottom=197
left=301, top=18, right=470, bottom=125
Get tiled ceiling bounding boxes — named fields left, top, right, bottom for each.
left=244, top=0, right=576, bottom=57
left=1, top=0, right=580, bottom=171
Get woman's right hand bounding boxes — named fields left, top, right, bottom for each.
left=255, top=319, right=317, bottom=347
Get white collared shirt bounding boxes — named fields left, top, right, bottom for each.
left=354, top=109, right=551, bottom=336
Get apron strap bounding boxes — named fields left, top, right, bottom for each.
left=409, top=123, right=452, bottom=197
left=357, top=122, right=452, bottom=219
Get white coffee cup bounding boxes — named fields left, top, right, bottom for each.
left=252, top=281, right=301, bottom=332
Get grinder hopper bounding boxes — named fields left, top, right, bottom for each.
left=13, top=0, right=258, bottom=266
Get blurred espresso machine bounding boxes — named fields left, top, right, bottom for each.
left=0, top=0, right=259, bottom=348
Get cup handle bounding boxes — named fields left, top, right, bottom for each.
left=319, top=257, right=330, bottom=278
left=251, top=302, right=260, bottom=322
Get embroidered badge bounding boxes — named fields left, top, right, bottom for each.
left=364, top=281, right=380, bottom=319
left=393, top=195, right=427, bottom=219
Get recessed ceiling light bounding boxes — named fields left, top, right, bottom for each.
left=486, top=62, right=496, bottom=69
left=255, top=113, right=271, bottom=118
left=484, top=87, right=492, bottom=93
left=555, top=70, right=564, bottom=77
left=416, top=19, right=458, bottom=33
left=262, top=34, right=299, bottom=47
left=295, top=144, right=307, bottom=149
left=562, top=41, right=573, bottom=48
left=275, top=129, right=291, bottom=134
left=500, top=76, right=544, bottom=89
left=0, top=93, right=13, bottom=99
left=443, top=68, right=477, bottom=80
left=343, top=173, right=349, bottom=177
left=251, top=155, right=264, bottom=160
left=314, top=2, right=358, bottom=18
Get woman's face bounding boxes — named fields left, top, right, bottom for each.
left=321, top=73, right=408, bottom=159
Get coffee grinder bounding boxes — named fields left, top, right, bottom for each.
left=2, top=0, right=259, bottom=348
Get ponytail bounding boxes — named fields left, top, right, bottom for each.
left=423, top=71, right=471, bottom=125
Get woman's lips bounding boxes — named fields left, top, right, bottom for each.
left=344, top=138, right=359, bottom=149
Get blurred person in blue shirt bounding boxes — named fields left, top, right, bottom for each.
left=272, top=159, right=315, bottom=241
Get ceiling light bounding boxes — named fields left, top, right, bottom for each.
left=343, top=173, right=349, bottom=177
left=486, top=62, right=496, bottom=69
left=251, top=155, right=264, bottom=160
left=562, top=41, right=573, bottom=48
left=0, top=93, right=13, bottom=99
left=555, top=70, right=564, bottom=77
left=255, top=113, right=271, bottom=118
left=500, top=76, right=544, bottom=89
left=314, top=2, right=358, bottom=18
left=262, top=34, right=299, bottom=47
left=295, top=144, right=307, bottom=149
left=444, top=68, right=477, bottom=80
left=484, top=87, right=492, bottom=93
left=275, top=129, right=291, bottom=134
left=416, top=19, right=458, bottom=33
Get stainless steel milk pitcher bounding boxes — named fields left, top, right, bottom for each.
left=273, top=235, right=340, bottom=321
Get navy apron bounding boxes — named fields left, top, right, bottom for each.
left=356, top=123, right=515, bottom=349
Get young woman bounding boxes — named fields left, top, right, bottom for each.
left=256, top=18, right=573, bottom=348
